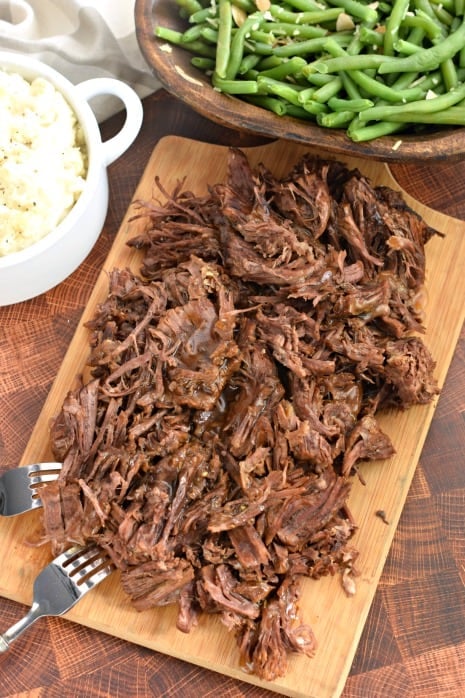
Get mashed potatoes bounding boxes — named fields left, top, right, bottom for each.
left=0, top=68, right=87, bottom=256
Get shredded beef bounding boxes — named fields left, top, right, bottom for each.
left=40, top=149, right=439, bottom=681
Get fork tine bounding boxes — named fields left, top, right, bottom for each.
left=28, top=463, right=62, bottom=480
left=78, top=565, right=114, bottom=591
left=28, top=462, right=62, bottom=473
left=56, top=545, right=103, bottom=569
left=57, top=545, right=114, bottom=589
left=28, top=473, right=61, bottom=486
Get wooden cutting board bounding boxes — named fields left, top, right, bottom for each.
left=1, top=136, right=465, bottom=698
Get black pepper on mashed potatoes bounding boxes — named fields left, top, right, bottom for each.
left=0, top=68, right=87, bottom=257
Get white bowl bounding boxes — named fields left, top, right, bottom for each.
left=0, top=51, right=144, bottom=306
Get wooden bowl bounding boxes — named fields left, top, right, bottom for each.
left=135, top=0, right=465, bottom=163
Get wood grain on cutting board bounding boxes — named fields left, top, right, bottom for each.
left=1, top=136, right=464, bottom=698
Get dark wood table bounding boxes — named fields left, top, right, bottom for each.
left=1, top=89, right=464, bottom=698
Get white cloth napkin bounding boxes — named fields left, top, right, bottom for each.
left=0, top=0, right=160, bottom=120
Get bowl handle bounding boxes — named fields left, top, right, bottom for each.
left=75, top=78, right=143, bottom=166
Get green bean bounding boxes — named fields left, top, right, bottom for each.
left=274, top=33, right=352, bottom=58
left=405, top=26, right=426, bottom=48
left=358, top=82, right=465, bottom=122
left=181, top=23, right=206, bottom=43
left=340, top=71, right=363, bottom=100
left=238, top=53, right=262, bottom=74
left=383, top=0, right=410, bottom=55
left=261, top=22, right=328, bottom=39
left=359, top=70, right=426, bottom=101
left=364, top=68, right=423, bottom=115
left=347, top=117, right=405, bottom=141
left=408, top=68, right=442, bottom=91
left=255, top=55, right=284, bottom=70
left=378, top=1, right=393, bottom=12
left=394, top=39, right=423, bottom=55
left=413, top=0, right=440, bottom=20
left=328, top=96, right=374, bottom=111
left=317, top=110, right=355, bottom=127
left=379, top=17, right=465, bottom=74
left=241, top=69, right=258, bottom=79
left=347, top=24, right=373, bottom=57
left=191, top=56, right=216, bottom=71
left=225, top=12, right=264, bottom=79
left=244, top=94, right=288, bottom=114
left=258, top=56, right=307, bottom=79
left=200, top=26, right=221, bottom=43
left=321, top=39, right=426, bottom=102
left=441, top=57, right=459, bottom=90
left=155, top=27, right=218, bottom=58
left=285, top=104, right=319, bottom=120
left=243, top=39, right=274, bottom=56
left=212, top=74, right=259, bottom=93
left=175, top=0, right=203, bottom=15
left=301, top=99, right=328, bottom=114
left=370, top=105, right=465, bottom=124
left=432, top=4, right=454, bottom=26
left=303, top=71, right=338, bottom=87
left=185, top=40, right=218, bottom=58
left=189, top=7, right=216, bottom=24
left=401, top=12, right=444, bottom=40
left=296, top=86, right=317, bottom=102
left=428, top=0, right=456, bottom=11
left=390, top=70, right=420, bottom=90
left=248, top=30, right=274, bottom=44
left=215, top=0, right=233, bottom=79
left=231, top=0, right=256, bottom=11
left=283, top=0, right=333, bottom=10
left=257, top=76, right=306, bottom=105
left=414, top=0, right=451, bottom=37
left=268, top=5, right=345, bottom=26
left=154, top=27, right=185, bottom=44
left=358, top=26, right=384, bottom=48
left=325, top=0, right=378, bottom=23
left=311, top=76, right=343, bottom=102
left=312, top=53, right=398, bottom=74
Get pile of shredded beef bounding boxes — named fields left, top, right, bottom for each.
left=40, top=149, right=439, bottom=681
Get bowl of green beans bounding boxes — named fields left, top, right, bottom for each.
left=135, top=0, right=465, bottom=162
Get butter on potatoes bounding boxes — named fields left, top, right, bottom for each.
left=0, top=68, right=87, bottom=256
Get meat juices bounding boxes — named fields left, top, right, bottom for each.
left=40, top=149, right=439, bottom=680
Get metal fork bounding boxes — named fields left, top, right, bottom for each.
left=0, top=545, right=114, bottom=652
left=0, top=462, right=62, bottom=516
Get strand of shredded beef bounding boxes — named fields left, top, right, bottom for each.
left=39, top=149, right=439, bottom=681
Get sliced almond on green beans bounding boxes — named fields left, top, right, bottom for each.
left=336, top=12, right=355, bottom=31
left=255, top=0, right=271, bottom=12
left=232, top=4, right=247, bottom=26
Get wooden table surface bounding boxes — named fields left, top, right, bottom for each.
left=1, top=89, right=465, bottom=698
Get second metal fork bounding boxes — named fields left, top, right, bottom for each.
left=0, top=544, right=114, bottom=652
